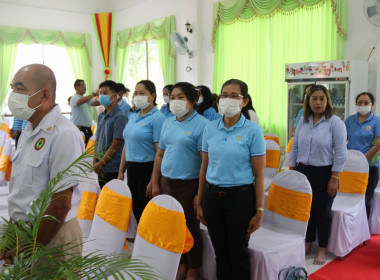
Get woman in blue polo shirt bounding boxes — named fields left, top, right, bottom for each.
left=290, top=85, right=347, bottom=266
left=150, top=82, right=208, bottom=280
left=195, top=85, right=220, bottom=121
left=197, top=79, right=266, bottom=280
left=345, top=92, right=380, bottom=218
left=160, top=84, right=174, bottom=118
left=118, top=80, right=165, bottom=223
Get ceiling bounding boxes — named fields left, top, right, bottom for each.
left=0, top=0, right=148, bottom=14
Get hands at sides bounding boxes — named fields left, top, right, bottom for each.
left=93, top=161, right=104, bottom=177
left=197, top=204, right=207, bottom=226
left=327, top=177, right=339, bottom=197
left=247, top=211, right=263, bottom=236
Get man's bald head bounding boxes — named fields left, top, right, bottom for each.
left=14, top=64, right=56, bottom=101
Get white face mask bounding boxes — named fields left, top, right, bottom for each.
left=8, top=89, right=44, bottom=121
left=356, top=105, right=371, bottom=116
left=218, top=98, right=242, bottom=117
left=197, top=97, right=204, bottom=105
left=133, top=95, right=150, bottom=110
left=163, top=95, right=170, bottom=104
left=170, top=100, right=189, bottom=117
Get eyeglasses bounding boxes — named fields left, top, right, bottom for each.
left=220, top=93, right=243, bottom=99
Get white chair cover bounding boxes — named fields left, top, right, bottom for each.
left=369, top=183, right=380, bottom=234
left=328, top=150, right=370, bottom=258
left=83, top=179, right=132, bottom=256
left=200, top=170, right=312, bottom=280
left=76, top=171, right=101, bottom=242
left=264, top=139, right=281, bottom=190
left=0, top=140, right=12, bottom=186
left=250, top=170, right=312, bottom=280
left=0, top=186, right=9, bottom=221
left=132, top=195, right=188, bottom=280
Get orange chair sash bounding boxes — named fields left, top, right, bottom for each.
left=0, top=155, right=10, bottom=173
left=339, top=170, right=368, bottom=194
left=137, top=201, right=194, bottom=254
left=266, top=150, right=281, bottom=169
left=266, top=183, right=312, bottom=222
left=95, top=186, right=132, bottom=231
left=286, top=138, right=294, bottom=153
left=77, top=191, right=98, bottom=220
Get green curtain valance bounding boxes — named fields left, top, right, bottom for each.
left=115, top=15, right=176, bottom=58
left=0, top=26, right=92, bottom=66
left=212, top=0, right=347, bottom=48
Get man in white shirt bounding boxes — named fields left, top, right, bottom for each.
left=70, top=79, right=99, bottom=144
left=1, top=64, right=85, bottom=264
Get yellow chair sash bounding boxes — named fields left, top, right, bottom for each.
left=5, top=161, right=11, bottom=182
left=339, top=170, right=368, bottom=194
left=266, top=150, right=281, bottom=169
left=85, top=139, right=95, bottom=154
left=137, top=201, right=194, bottom=254
left=264, top=135, right=280, bottom=146
left=286, top=138, right=294, bottom=153
left=266, top=183, right=312, bottom=222
left=0, top=146, right=3, bottom=155
left=0, top=123, right=10, bottom=138
left=77, top=191, right=98, bottom=220
left=95, top=186, right=132, bottom=231
left=0, top=155, right=10, bottom=173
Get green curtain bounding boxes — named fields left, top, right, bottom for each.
left=0, top=26, right=92, bottom=108
left=0, top=43, right=18, bottom=110
left=213, top=0, right=347, bottom=147
left=115, top=15, right=176, bottom=85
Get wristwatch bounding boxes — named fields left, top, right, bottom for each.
left=257, top=207, right=264, bottom=212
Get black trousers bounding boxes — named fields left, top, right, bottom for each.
left=78, top=125, right=93, bottom=146
left=296, top=163, right=334, bottom=248
left=126, top=161, right=153, bottom=223
left=98, top=172, right=119, bottom=189
left=366, top=166, right=379, bottom=219
left=202, top=182, right=255, bottom=280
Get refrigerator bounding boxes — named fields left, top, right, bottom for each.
left=285, top=60, right=368, bottom=144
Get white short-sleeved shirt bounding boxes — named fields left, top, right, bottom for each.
left=8, top=105, right=85, bottom=222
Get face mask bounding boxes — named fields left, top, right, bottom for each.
left=163, top=95, right=170, bottom=104
left=197, top=97, right=204, bottom=105
left=99, top=95, right=113, bottom=107
left=133, top=96, right=150, bottom=110
left=356, top=105, right=371, bottom=116
left=218, top=98, right=242, bottom=117
left=8, top=89, right=44, bottom=121
left=170, top=100, right=189, bottom=117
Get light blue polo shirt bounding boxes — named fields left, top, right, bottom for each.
left=159, top=111, right=208, bottom=180
left=345, top=112, right=380, bottom=167
left=124, top=107, right=165, bottom=162
left=70, top=93, right=94, bottom=127
left=160, top=104, right=174, bottom=118
left=202, top=114, right=266, bottom=187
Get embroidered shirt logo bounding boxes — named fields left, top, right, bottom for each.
left=185, top=131, right=191, bottom=136
left=35, top=138, right=45, bottom=150
left=366, top=126, right=371, bottom=131
left=141, top=123, right=145, bottom=126
left=236, top=136, right=242, bottom=141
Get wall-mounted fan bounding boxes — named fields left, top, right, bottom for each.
left=170, top=31, right=193, bottom=59
left=364, top=0, right=380, bottom=27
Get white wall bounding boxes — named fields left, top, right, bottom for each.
left=346, top=0, right=380, bottom=113
left=0, top=1, right=106, bottom=92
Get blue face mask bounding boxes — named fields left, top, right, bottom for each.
left=99, top=95, right=113, bottom=107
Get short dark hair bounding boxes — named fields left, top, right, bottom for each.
left=74, top=79, right=84, bottom=89
left=171, top=82, right=197, bottom=106
left=356, top=92, right=375, bottom=104
left=136, top=80, right=157, bottom=105
left=163, top=84, right=174, bottom=92
left=116, top=83, right=127, bottom=93
left=303, top=85, right=334, bottom=122
left=99, top=80, right=118, bottom=93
